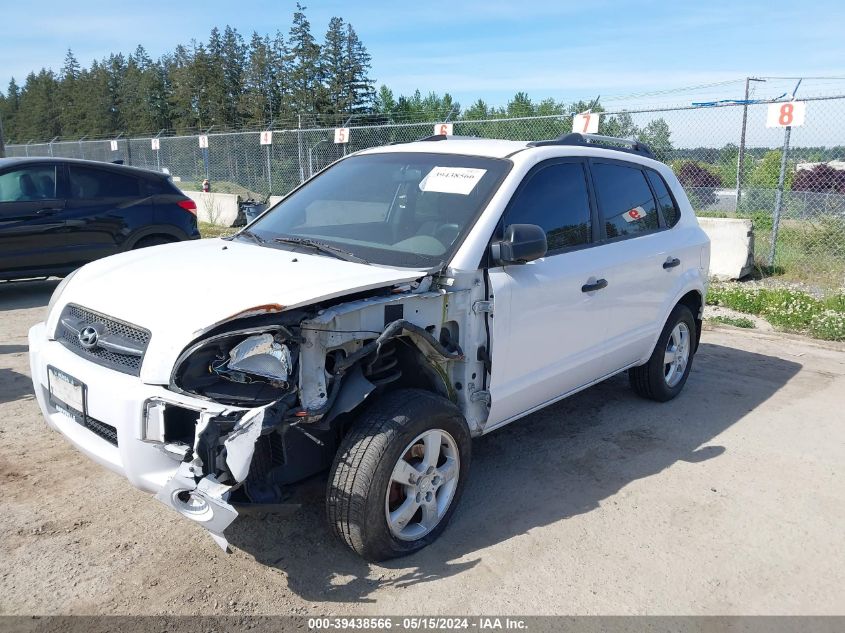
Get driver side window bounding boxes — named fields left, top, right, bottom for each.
left=0, top=165, right=58, bottom=202
left=504, top=161, right=592, bottom=253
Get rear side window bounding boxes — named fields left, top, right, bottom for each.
left=646, top=170, right=681, bottom=228
left=0, top=165, right=57, bottom=202
left=68, top=166, right=140, bottom=199
left=592, top=162, right=659, bottom=239
left=504, top=162, right=592, bottom=251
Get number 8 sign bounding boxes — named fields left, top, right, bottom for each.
left=766, top=101, right=806, bottom=128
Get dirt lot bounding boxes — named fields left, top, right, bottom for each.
left=1, top=279, right=844, bottom=616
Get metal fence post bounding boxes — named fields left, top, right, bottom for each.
left=297, top=114, right=305, bottom=184
left=768, top=124, right=792, bottom=268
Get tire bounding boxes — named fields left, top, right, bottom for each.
left=326, top=388, right=471, bottom=562
left=133, top=235, right=175, bottom=249
left=629, top=304, right=697, bottom=402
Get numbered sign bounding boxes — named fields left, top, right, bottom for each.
left=434, top=123, right=453, bottom=136
left=573, top=111, right=600, bottom=134
left=151, top=138, right=160, bottom=151
left=260, top=130, right=273, bottom=145
left=334, top=127, right=350, bottom=144
left=198, top=135, right=209, bottom=149
left=766, top=101, right=806, bottom=128
left=110, top=140, right=118, bottom=151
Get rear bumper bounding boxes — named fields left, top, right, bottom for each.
left=28, top=321, right=226, bottom=494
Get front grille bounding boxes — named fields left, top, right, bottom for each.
left=83, top=416, right=119, bottom=446
left=57, top=304, right=151, bottom=376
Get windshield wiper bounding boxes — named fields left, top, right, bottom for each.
left=272, top=236, right=370, bottom=265
left=234, top=229, right=266, bottom=244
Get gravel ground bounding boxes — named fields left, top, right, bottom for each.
left=1, top=279, right=844, bottom=616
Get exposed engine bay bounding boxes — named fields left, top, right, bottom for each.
left=150, top=272, right=490, bottom=549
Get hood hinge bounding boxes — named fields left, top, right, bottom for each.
left=470, top=389, right=491, bottom=406
left=472, top=300, right=493, bottom=315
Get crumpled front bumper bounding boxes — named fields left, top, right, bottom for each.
left=28, top=321, right=246, bottom=548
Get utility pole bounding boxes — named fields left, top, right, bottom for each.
left=0, top=113, right=5, bottom=158
left=736, top=77, right=766, bottom=211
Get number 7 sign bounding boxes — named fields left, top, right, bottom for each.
left=573, top=111, right=600, bottom=134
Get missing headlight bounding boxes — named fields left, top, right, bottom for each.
left=212, top=333, right=293, bottom=387
left=171, top=328, right=299, bottom=406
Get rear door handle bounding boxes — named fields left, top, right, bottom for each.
left=581, top=278, right=608, bottom=293
left=663, top=257, right=681, bottom=269
left=35, top=207, right=62, bottom=215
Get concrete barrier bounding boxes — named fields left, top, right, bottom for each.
left=697, top=217, right=754, bottom=280
left=180, top=190, right=241, bottom=226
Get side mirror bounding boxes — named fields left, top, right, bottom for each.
left=491, top=223, right=547, bottom=265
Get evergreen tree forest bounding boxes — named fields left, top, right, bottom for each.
left=0, top=3, right=674, bottom=151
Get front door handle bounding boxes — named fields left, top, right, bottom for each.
left=663, top=257, right=681, bottom=269
left=35, top=207, right=62, bottom=215
left=581, top=278, right=608, bottom=293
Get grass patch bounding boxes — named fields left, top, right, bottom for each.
left=696, top=211, right=845, bottom=287
left=199, top=222, right=236, bottom=239
left=708, top=315, right=755, bottom=329
left=707, top=284, right=845, bottom=341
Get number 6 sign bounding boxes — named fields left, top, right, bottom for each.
left=766, top=101, right=806, bottom=128
left=434, top=123, right=453, bottom=136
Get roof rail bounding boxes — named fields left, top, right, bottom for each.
left=414, top=134, right=484, bottom=142
left=527, top=132, right=655, bottom=159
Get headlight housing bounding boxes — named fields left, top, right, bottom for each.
left=47, top=269, right=79, bottom=320
left=171, top=328, right=298, bottom=406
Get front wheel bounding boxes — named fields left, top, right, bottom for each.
left=326, top=389, right=471, bottom=561
left=629, top=304, right=697, bottom=402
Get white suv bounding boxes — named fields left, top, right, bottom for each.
left=29, top=133, right=710, bottom=561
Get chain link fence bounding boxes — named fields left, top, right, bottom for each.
left=6, top=95, right=845, bottom=287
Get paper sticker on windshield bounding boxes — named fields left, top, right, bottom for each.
left=419, top=167, right=487, bottom=195
left=622, top=206, right=648, bottom=222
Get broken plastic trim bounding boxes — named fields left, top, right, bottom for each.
left=155, top=462, right=238, bottom=551
left=336, top=319, right=464, bottom=374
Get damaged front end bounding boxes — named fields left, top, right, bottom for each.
left=151, top=277, right=478, bottom=550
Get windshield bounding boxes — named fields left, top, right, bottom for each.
left=245, top=152, right=511, bottom=268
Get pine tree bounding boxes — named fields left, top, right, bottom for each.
left=288, top=3, right=323, bottom=115
left=221, top=26, right=246, bottom=125
left=240, top=32, right=273, bottom=125
left=16, top=70, right=61, bottom=139
left=343, top=24, right=375, bottom=113
left=2, top=79, right=21, bottom=141
left=321, top=17, right=347, bottom=115
left=464, top=99, right=489, bottom=120
left=373, top=85, right=396, bottom=114
left=58, top=50, right=81, bottom=136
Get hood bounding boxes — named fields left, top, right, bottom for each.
left=51, top=238, right=425, bottom=383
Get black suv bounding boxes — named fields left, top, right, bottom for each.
left=0, top=157, right=200, bottom=280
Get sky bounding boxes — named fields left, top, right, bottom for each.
left=2, top=0, right=845, bottom=111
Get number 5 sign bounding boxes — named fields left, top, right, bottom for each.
left=766, top=101, right=806, bottom=128
left=434, top=123, right=453, bottom=136
left=334, top=127, right=350, bottom=144
left=573, top=111, right=600, bottom=134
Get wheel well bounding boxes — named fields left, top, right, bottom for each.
left=331, top=337, right=452, bottom=438
left=132, top=234, right=177, bottom=249
left=677, top=290, right=703, bottom=351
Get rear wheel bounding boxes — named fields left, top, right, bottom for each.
left=326, top=389, right=471, bottom=562
left=133, top=235, right=175, bottom=249
left=629, top=304, right=696, bottom=402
